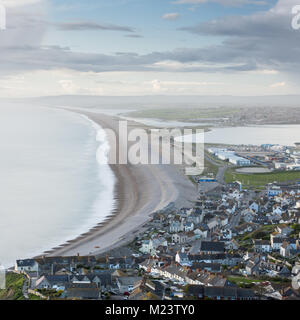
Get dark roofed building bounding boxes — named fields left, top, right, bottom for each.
left=15, top=259, right=39, bottom=272
left=187, top=285, right=256, bottom=300
left=64, top=283, right=100, bottom=300
left=199, top=241, right=225, bottom=254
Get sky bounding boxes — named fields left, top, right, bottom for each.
left=0, top=0, right=300, bottom=97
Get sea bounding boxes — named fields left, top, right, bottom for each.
left=0, top=104, right=116, bottom=268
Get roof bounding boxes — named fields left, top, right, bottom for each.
left=254, top=240, right=270, bottom=246
left=65, top=283, right=100, bottom=299
left=16, top=259, right=36, bottom=267
left=71, top=273, right=112, bottom=285
left=187, top=285, right=255, bottom=298
left=35, top=275, right=70, bottom=287
left=117, top=277, right=142, bottom=286
left=200, top=241, right=225, bottom=252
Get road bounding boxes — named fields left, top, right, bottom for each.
left=204, top=152, right=228, bottom=184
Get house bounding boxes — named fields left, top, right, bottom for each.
left=249, top=202, right=259, bottom=213
left=280, top=241, right=293, bottom=257
left=226, top=239, right=239, bottom=250
left=243, top=211, right=255, bottom=223
left=184, top=222, right=195, bottom=232
left=276, top=225, right=293, bottom=237
left=172, top=233, right=187, bottom=244
left=71, top=273, right=112, bottom=291
left=292, top=263, right=300, bottom=290
left=199, top=241, right=225, bottom=254
left=175, top=252, right=191, bottom=266
left=140, top=238, right=167, bottom=255
left=35, top=275, right=70, bottom=290
left=64, top=283, right=100, bottom=300
left=245, top=256, right=261, bottom=276
left=254, top=240, right=272, bottom=253
left=271, top=235, right=283, bottom=250
left=232, top=223, right=255, bottom=236
left=268, top=186, right=283, bottom=198
left=15, top=259, right=39, bottom=273
left=273, top=207, right=283, bottom=216
left=129, top=279, right=166, bottom=300
left=186, top=285, right=256, bottom=300
left=139, top=259, right=165, bottom=273
left=116, top=277, right=142, bottom=294
left=191, top=262, right=222, bottom=273
left=158, top=265, right=187, bottom=284
left=207, top=217, right=219, bottom=231
left=169, top=220, right=184, bottom=233
left=194, top=226, right=209, bottom=239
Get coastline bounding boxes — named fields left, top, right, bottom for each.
left=41, top=111, right=199, bottom=258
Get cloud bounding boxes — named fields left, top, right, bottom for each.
left=270, top=81, right=286, bottom=88
left=162, top=13, right=180, bottom=21
left=172, top=0, right=268, bottom=6
left=0, top=0, right=299, bottom=81
left=57, top=21, right=135, bottom=33
left=1, top=0, right=42, bottom=8
left=124, top=34, right=143, bottom=38
left=177, top=0, right=300, bottom=73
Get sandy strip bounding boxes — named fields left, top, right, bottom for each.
left=42, top=112, right=199, bottom=257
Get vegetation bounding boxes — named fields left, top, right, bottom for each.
left=238, top=225, right=278, bottom=242
left=124, top=107, right=241, bottom=122
left=38, top=288, right=62, bottom=298
left=28, top=293, right=43, bottom=300
left=225, top=168, right=300, bottom=187
left=0, top=272, right=25, bottom=300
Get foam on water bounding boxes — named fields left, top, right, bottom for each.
left=0, top=104, right=116, bottom=267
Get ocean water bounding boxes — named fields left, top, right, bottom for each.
left=0, top=104, right=115, bottom=267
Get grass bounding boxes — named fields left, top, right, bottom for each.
left=227, top=276, right=261, bottom=285
left=124, top=107, right=241, bottom=122
left=225, top=168, right=300, bottom=187
left=236, top=225, right=278, bottom=243
left=0, top=272, right=25, bottom=300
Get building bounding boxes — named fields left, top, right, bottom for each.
left=254, top=240, right=272, bottom=253
left=64, top=283, right=101, bottom=300
left=268, top=186, right=283, bottom=198
left=116, top=277, right=142, bottom=294
left=228, top=155, right=251, bottom=166
left=15, top=259, right=39, bottom=273
left=172, top=233, right=187, bottom=244
left=199, top=241, right=225, bottom=254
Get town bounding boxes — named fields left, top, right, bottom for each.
left=3, top=143, right=300, bottom=301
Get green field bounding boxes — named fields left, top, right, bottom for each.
left=0, top=272, right=25, bottom=300
left=125, top=107, right=241, bottom=122
left=225, top=169, right=300, bottom=187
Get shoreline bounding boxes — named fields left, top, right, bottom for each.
left=40, top=111, right=199, bottom=258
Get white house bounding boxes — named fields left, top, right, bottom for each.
left=172, top=233, right=187, bottom=244
left=271, top=237, right=283, bottom=251
left=194, top=228, right=208, bottom=239
left=273, top=207, right=283, bottom=216
left=169, top=220, right=184, bottom=233
left=175, top=252, right=191, bottom=267
left=280, top=241, right=293, bottom=257
left=184, top=222, right=194, bottom=232
left=15, top=259, right=39, bottom=273
left=207, top=217, right=219, bottom=231
left=249, top=202, right=259, bottom=214
left=254, top=240, right=272, bottom=253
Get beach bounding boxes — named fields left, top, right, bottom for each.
left=44, top=111, right=199, bottom=257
